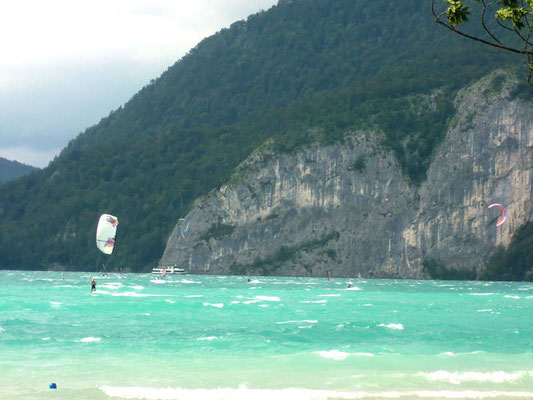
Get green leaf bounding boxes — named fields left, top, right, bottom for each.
left=446, top=1, right=471, bottom=25
left=495, top=7, right=529, bottom=29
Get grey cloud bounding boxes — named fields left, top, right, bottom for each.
left=0, top=60, right=168, bottom=151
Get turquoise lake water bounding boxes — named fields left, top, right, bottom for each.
left=1, top=270, right=533, bottom=399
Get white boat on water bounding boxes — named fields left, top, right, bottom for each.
left=151, top=265, right=186, bottom=275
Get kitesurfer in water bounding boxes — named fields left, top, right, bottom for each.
left=91, top=278, right=96, bottom=292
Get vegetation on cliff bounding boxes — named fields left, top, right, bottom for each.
left=230, top=231, right=340, bottom=276
left=0, top=0, right=521, bottom=271
left=422, top=257, right=477, bottom=280
left=480, top=222, right=533, bottom=282
left=422, top=222, right=533, bottom=282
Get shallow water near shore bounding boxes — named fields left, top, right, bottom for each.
left=1, top=270, right=533, bottom=399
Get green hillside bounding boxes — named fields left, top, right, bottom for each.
left=0, top=158, right=38, bottom=184
left=0, top=0, right=521, bottom=271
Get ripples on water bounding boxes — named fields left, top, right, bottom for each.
left=1, top=271, right=533, bottom=399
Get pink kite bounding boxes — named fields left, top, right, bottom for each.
left=488, top=203, right=507, bottom=226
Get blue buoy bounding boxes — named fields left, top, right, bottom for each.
left=49, top=383, right=57, bottom=389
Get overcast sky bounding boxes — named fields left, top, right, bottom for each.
left=0, top=0, right=277, bottom=168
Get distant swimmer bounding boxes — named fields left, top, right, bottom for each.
left=91, top=278, right=96, bottom=292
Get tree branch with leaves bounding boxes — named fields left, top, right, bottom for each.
left=432, top=0, right=533, bottom=83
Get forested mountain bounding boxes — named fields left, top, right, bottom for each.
left=0, top=0, right=521, bottom=271
left=0, top=158, right=38, bottom=184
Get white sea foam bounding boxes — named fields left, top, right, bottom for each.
left=50, top=301, right=62, bottom=307
left=420, top=370, right=526, bottom=384
left=276, top=320, right=318, bottom=324
left=337, top=286, right=362, bottom=291
left=150, top=279, right=166, bottom=284
left=164, top=300, right=175, bottom=304
left=300, top=300, right=327, bottom=304
left=316, top=350, right=350, bottom=360
left=477, top=309, right=492, bottom=312
left=102, top=282, right=124, bottom=289
left=183, top=295, right=203, bottom=298
left=203, top=303, right=224, bottom=308
left=378, top=323, right=404, bottom=330
left=180, top=280, right=199, bottom=284
left=504, top=295, right=520, bottom=299
left=130, top=286, right=144, bottom=290
left=469, top=293, right=495, bottom=296
left=465, top=351, right=484, bottom=355
left=318, top=294, right=341, bottom=297
left=197, top=336, right=218, bottom=341
left=440, top=352, right=456, bottom=357
left=252, top=296, right=280, bottom=302
left=77, top=337, right=101, bottom=343
left=100, top=386, right=533, bottom=400
left=363, top=304, right=373, bottom=307
left=110, top=292, right=168, bottom=298
left=315, top=350, right=374, bottom=360
left=41, top=337, right=50, bottom=340
left=259, top=304, right=269, bottom=308
left=243, top=300, right=260, bottom=304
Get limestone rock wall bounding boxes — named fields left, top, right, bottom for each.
left=160, top=72, right=533, bottom=277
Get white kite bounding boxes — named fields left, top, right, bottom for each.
left=96, top=214, right=119, bottom=254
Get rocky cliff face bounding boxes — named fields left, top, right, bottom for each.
left=160, top=72, right=533, bottom=277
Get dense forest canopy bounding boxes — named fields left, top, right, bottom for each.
left=0, top=158, right=38, bottom=184
left=0, top=0, right=523, bottom=272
